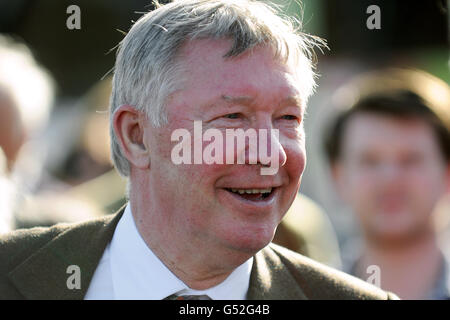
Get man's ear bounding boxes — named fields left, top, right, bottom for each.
left=113, top=105, right=150, bottom=170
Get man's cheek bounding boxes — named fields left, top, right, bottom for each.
left=340, top=172, right=366, bottom=206
left=286, top=147, right=306, bottom=177
left=181, top=163, right=223, bottom=188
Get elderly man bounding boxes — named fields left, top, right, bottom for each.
left=0, top=0, right=396, bottom=300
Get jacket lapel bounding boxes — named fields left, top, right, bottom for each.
left=8, top=206, right=125, bottom=299
left=247, top=245, right=308, bottom=300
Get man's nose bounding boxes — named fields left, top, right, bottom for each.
left=263, top=129, right=287, bottom=167
left=250, top=120, right=287, bottom=169
left=377, top=162, right=404, bottom=184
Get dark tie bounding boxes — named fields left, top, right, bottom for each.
left=164, top=294, right=212, bottom=300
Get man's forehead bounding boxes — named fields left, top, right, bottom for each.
left=347, top=112, right=435, bottom=132
left=177, top=38, right=234, bottom=64
left=178, top=38, right=296, bottom=74
left=342, top=113, right=440, bottom=149
left=173, top=39, right=307, bottom=110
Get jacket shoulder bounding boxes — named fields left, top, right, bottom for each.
left=0, top=223, right=73, bottom=273
left=0, top=222, right=76, bottom=299
left=0, top=212, right=121, bottom=300
left=267, top=243, right=398, bottom=300
left=0, top=215, right=114, bottom=290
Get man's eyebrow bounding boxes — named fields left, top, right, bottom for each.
left=281, top=96, right=303, bottom=108
left=221, top=95, right=304, bottom=108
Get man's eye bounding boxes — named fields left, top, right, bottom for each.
left=359, top=156, right=379, bottom=168
left=223, top=113, right=240, bottom=119
left=281, top=115, right=298, bottom=121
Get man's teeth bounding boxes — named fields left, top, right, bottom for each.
left=230, top=188, right=272, bottom=194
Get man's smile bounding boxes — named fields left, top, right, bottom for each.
left=224, top=187, right=275, bottom=201
left=217, top=184, right=282, bottom=213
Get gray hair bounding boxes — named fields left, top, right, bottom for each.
left=110, top=0, right=325, bottom=177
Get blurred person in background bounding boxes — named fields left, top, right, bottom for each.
left=0, top=34, right=53, bottom=177
left=324, top=68, right=450, bottom=299
left=0, top=34, right=54, bottom=228
left=0, top=34, right=103, bottom=228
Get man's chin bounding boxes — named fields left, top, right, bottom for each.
left=211, top=212, right=281, bottom=256
left=221, top=231, right=274, bottom=256
left=366, top=226, right=429, bottom=248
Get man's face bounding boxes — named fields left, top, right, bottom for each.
left=141, top=39, right=306, bottom=254
left=334, top=113, right=449, bottom=244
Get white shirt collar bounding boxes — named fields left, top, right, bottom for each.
left=109, top=203, right=253, bottom=300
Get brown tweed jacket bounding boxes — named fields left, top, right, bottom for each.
left=0, top=206, right=398, bottom=300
